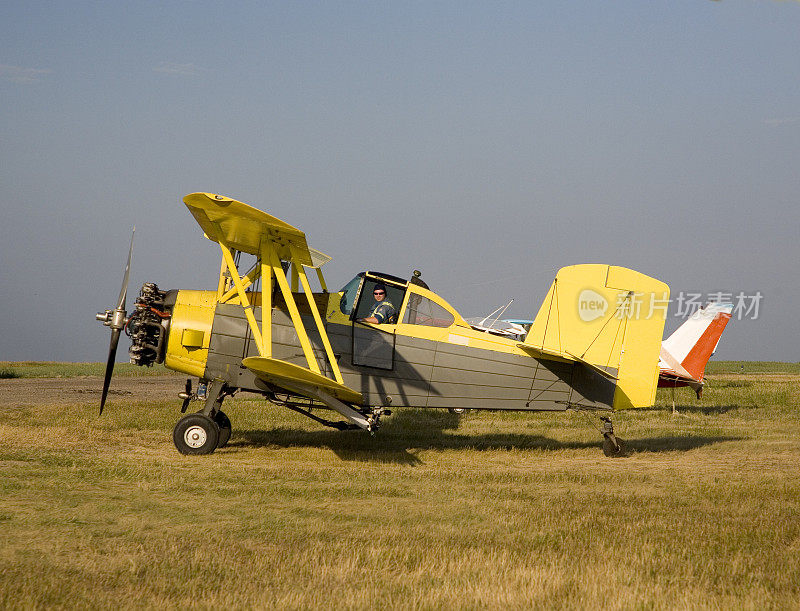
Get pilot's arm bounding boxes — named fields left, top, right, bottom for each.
left=358, top=302, right=395, bottom=324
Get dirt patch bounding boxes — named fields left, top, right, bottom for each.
left=0, top=375, right=185, bottom=408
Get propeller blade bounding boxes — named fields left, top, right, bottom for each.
left=100, top=229, right=135, bottom=415
left=100, top=328, right=121, bottom=415
left=116, top=227, right=135, bottom=311
left=181, top=378, right=193, bottom=412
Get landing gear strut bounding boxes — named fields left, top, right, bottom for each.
left=600, top=416, right=626, bottom=457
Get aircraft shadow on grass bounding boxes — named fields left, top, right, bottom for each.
left=226, top=409, right=742, bottom=464
left=642, top=403, right=750, bottom=415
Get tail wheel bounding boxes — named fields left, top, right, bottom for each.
left=173, top=413, right=219, bottom=455
left=214, top=411, right=232, bottom=448
left=602, top=435, right=627, bottom=457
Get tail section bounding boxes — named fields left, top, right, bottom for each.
left=524, top=265, right=669, bottom=409
left=660, top=303, right=732, bottom=382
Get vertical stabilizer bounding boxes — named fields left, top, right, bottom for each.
left=660, top=303, right=732, bottom=381
left=525, top=265, right=670, bottom=409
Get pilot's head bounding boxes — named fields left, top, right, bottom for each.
left=373, top=283, right=387, bottom=302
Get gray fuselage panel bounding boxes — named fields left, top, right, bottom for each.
left=204, top=303, right=616, bottom=411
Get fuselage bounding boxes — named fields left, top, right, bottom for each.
left=151, top=271, right=617, bottom=412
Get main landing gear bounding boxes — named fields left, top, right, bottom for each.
left=173, top=379, right=232, bottom=455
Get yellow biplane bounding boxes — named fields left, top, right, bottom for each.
left=97, top=193, right=669, bottom=456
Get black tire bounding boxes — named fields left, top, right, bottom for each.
left=214, top=411, right=232, bottom=449
left=173, top=413, right=219, bottom=455
left=448, top=408, right=467, bottom=414
left=602, top=435, right=627, bottom=458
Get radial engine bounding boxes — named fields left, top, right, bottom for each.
left=126, top=282, right=174, bottom=366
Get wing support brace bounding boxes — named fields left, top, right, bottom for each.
left=280, top=380, right=373, bottom=432
left=217, top=240, right=345, bottom=385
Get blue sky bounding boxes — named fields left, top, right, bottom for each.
left=1, top=1, right=799, bottom=361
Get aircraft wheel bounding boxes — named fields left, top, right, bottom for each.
left=214, top=411, right=232, bottom=448
left=602, top=435, right=627, bottom=458
left=448, top=408, right=467, bottom=414
left=173, top=413, right=219, bottom=455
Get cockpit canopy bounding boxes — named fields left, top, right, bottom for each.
left=338, top=271, right=460, bottom=329
left=339, top=272, right=406, bottom=318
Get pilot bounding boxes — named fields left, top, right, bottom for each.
left=358, top=283, right=396, bottom=324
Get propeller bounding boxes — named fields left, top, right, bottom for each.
left=96, top=228, right=135, bottom=414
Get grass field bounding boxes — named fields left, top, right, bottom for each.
left=1, top=362, right=798, bottom=608
left=0, top=361, right=175, bottom=379
left=705, top=361, right=800, bottom=375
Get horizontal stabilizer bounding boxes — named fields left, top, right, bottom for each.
left=658, top=346, right=696, bottom=382
left=515, top=343, right=571, bottom=361
left=515, top=343, right=618, bottom=380
left=564, top=351, right=619, bottom=380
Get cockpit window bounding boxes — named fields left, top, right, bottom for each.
left=403, top=295, right=455, bottom=328
left=353, top=279, right=405, bottom=323
left=340, top=272, right=408, bottom=321
left=339, top=275, right=363, bottom=315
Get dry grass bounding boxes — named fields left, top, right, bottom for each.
left=1, top=366, right=799, bottom=609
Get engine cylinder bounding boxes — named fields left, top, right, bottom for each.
left=128, top=283, right=171, bottom=366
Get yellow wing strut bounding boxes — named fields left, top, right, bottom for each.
left=219, top=244, right=264, bottom=350
left=260, top=241, right=273, bottom=358
left=297, top=264, right=344, bottom=384
left=268, top=248, right=321, bottom=374
left=192, top=192, right=350, bottom=396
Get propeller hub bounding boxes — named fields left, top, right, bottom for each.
left=109, top=307, right=128, bottom=330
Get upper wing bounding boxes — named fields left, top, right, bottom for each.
left=183, top=192, right=330, bottom=268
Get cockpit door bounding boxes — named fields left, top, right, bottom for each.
left=350, top=275, right=406, bottom=370
left=352, top=323, right=396, bottom=369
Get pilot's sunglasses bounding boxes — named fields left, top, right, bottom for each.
left=374, top=291, right=385, bottom=295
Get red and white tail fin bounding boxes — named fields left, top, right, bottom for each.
left=660, top=303, right=733, bottom=382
